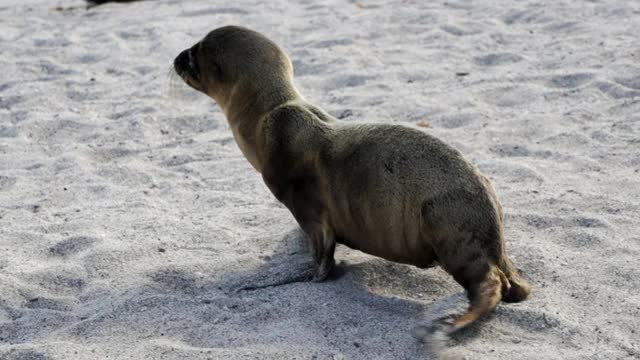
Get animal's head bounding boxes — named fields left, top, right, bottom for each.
left=173, top=25, right=294, bottom=108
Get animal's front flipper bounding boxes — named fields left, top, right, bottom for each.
left=310, top=222, right=336, bottom=282
left=225, top=254, right=316, bottom=293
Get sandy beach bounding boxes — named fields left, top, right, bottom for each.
left=1, top=0, right=639, bottom=358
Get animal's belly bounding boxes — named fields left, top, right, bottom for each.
left=332, top=210, right=436, bottom=268
left=324, top=152, right=445, bottom=268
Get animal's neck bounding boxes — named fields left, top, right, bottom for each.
left=222, top=81, right=302, bottom=173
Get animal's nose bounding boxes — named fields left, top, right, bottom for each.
left=174, top=49, right=190, bottom=72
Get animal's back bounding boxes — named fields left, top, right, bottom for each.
left=322, top=124, right=501, bottom=266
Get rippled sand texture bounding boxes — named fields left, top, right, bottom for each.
left=1, top=0, right=639, bottom=359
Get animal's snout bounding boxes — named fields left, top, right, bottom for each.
left=174, top=46, right=201, bottom=81
left=174, top=49, right=191, bottom=73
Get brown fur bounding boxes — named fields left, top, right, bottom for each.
left=174, top=25, right=530, bottom=335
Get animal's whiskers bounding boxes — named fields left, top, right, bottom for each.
left=166, top=65, right=196, bottom=102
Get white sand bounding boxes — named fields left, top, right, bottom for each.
left=1, top=0, right=639, bottom=358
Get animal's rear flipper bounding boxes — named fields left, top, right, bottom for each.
left=501, top=270, right=531, bottom=303
left=414, top=263, right=531, bottom=358
left=413, top=323, right=463, bottom=360
left=413, top=268, right=503, bottom=360
left=496, top=257, right=531, bottom=303
left=449, top=264, right=504, bottom=331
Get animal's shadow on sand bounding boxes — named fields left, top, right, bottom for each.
left=176, top=228, right=509, bottom=355
left=146, top=229, right=524, bottom=356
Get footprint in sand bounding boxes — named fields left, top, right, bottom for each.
left=162, top=154, right=197, bottom=167
left=149, top=269, right=201, bottom=295
left=595, top=81, right=640, bottom=99
left=77, top=54, right=106, bottom=64
left=480, top=85, right=538, bottom=107
left=542, top=21, right=581, bottom=34
left=502, top=8, right=552, bottom=25
left=523, top=214, right=608, bottom=230
left=435, top=113, right=476, bottom=129
left=159, top=114, right=220, bottom=135
left=540, top=132, right=591, bottom=147
left=33, top=35, right=71, bottom=48
left=180, top=7, right=249, bottom=17
left=93, top=147, right=140, bottom=161
left=562, top=231, right=603, bottom=249
left=38, top=59, right=74, bottom=77
left=331, top=74, right=372, bottom=88
left=0, top=126, right=18, bottom=138
left=480, top=161, right=545, bottom=184
left=108, top=106, right=155, bottom=120
left=440, top=23, right=482, bottom=36
left=0, top=349, right=48, bottom=360
left=49, top=236, right=100, bottom=257
left=304, top=38, right=354, bottom=48
left=0, top=176, right=16, bottom=191
left=614, top=75, right=640, bottom=91
left=29, top=268, right=88, bottom=295
left=490, top=144, right=531, bottom=157
left=25, top=296, right=75, bottom=312
left=499, top=307, right=569, bottom=333
left=473, top=52, right=523, bottom=66
left=0, top=95, right=24, bottom=110
left=490, top=144, right=555, bottom=159
left=292, top=59, right=330, bottom=76
left=0, top=83, right=12, bottom=92
left=547, top=73, right=594, bottom=88
left=95, top=165, right=152, bottom=186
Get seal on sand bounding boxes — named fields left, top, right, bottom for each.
left=173, top=25, right=530, bottom=333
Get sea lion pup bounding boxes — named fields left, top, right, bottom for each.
left=173, top=25, right=530, bottom=333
